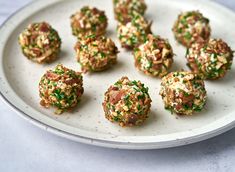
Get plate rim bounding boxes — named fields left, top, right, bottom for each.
left=0, top=0, right=235, bottom=149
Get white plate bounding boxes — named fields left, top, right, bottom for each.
left=1, top=0, right=235, bottom=149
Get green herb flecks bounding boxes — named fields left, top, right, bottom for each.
left=184, top=31, right=192, bottom=40
left=54, top=67, right=64, bottom=75
left=98, top=15, right=106, bottom=23
left=86, top=34, right=96, bottom=39
left=100, top=52, right=106, bottom=58
left=53, top=89, right=65, bottom=101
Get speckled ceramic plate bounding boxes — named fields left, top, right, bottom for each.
left=1, top=0, right=235, bottom=149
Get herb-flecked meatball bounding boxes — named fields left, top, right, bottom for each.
left=103, top=76, right=152, bottom=127
left=159, top=71, right=207, bottom=115
left=74, top=35, right=119, bottom=72
left=39, top=64, right=84, bottom=114
left=113, top=0, right=147, bottom=23
left=172, top=11, right=211, bottom=47
left=117, top=13, right=151, bottom=49
left=18, top=22, right=61, bottom=63
left=133, top=34, right=174, bottom=77
left=70, top=6, right=108, bottom=38
left=186, top=39, right=233, bottom=80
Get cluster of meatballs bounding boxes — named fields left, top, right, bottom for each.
left=18, top=0, right=234, bottom=126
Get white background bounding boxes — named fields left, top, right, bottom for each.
left=0, top=0, right=235, bottom=171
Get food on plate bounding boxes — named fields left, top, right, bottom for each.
left=18, top=22, right=61, bottom=63
left=74, top=35, right=119, bottom=72
left=39, top=64, right=84, bottom=114
left=103, top=76, right=152, bottom=127
left=172, top=11, right=211, bottom=47
left=133, top=34, right=174, bottom=77
left=117, top=12, right=151, bottom=49
left=186, top=38, right=233, bottom=80
left=113, top=0, right=147, bottom=23
left=159, top=71, right=207, bottom=115
left=70, top=6, right=108, bottom=38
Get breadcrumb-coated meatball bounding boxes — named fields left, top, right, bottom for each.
left=172, top=11, right=211, bottom=47
left=39, top=64, right=84, bottom=114
left=113, top=0, right=147, bottom=23
left=159, top=71, right=207, bottom=115
left=186, top=39, right=233, bottom=80
left=70, top=6, right=108, bottom=39
left=74, top=35, right=119, bottom=72
left=103, top=76, right=152, bottom=127
left=133, top=34, right=174, bottom=77
left=117, top=13, right=151, bottom=49
left=18, top=22, right=61, bottom=63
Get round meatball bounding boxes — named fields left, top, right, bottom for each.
left=172, top=11, right=211, bottom=47
left=74, top=35, right=119, bottom=72
left=133, top=34, right=174, bottom=77
left=18, top=22, right=61, bottom=63
left=103, top=76, right=152, bottom=127
left=113, top=0, right=147, bottom=23
left=39, top=64, right=84, bottom=114
left=159, top=71, right=207, bottom=115
left=70, top=6, right=108, bottom=38
left=186, top=39, right=233, bottom=80
left=117, top=13, right=151, bottom=49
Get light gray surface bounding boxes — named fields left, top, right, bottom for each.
left=0, top=0, right=235, bottom=171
